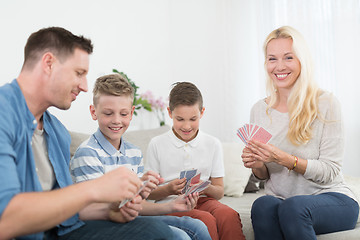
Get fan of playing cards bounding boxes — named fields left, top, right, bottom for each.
left=179, top=169, right=211, bottom=197
left=236, top=124, right=272, bottom=145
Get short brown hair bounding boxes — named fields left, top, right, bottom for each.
left=23, top=27, right=93, bottom=69
left=168, top=82, right=203, bottom=111
left=93, top=73, right=134, bottom=106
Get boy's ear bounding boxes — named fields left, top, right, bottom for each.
left=200, top=107, right=205, bottom=118
left=167, top=107, right=172, bottom=119
left=130, top=105, right=135, bottom=119
left=89, top=105, right=98, bottom=120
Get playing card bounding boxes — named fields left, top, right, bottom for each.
left=179, top=169, right=199, bottom=194
left=236, top=124, right=272, bottom=145
left=184, top=169, right=197, bottom=182
left=245, top=124, right=250, bottom=138
left=236, top=131, right=247, bottom=145
left=251, top=127, right=272, bottom=144
left=238, top=127, right=248, bottom=141
left=250, top=125, right=260, bottom=139
left=184, top=180, right=211, bottom=196
left=119, top=180, right=149, bottom=208
left=249, top=124, right=254, bottom=136
left=181, top=179, right=191, bottom=194
left=186, top=183, right=200, bottom=196
left=190, top=173, right=201, bottom=184
left=179, top=170, right=186, bottom=179
left=194, top=180, right=211, bottom=193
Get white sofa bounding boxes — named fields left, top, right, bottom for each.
left=69, top=126, right=360, bottom=240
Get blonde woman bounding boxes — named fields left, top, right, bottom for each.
left=242, top=26, right=359, bottom=239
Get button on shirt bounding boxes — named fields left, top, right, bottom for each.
left=0, top=80, right=83, bottom=240
left=145, top=130, right=224, bottom=187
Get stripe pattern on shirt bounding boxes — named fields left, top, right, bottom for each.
left=70, top=129, right=144, bottom=183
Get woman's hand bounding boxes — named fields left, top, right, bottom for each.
left=246, top=140, right=287, bottom=164
left=246, top=140, right=305, bottom=175
left=242, top=144, right=265, bottom=169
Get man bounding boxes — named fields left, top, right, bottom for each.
left=0, top=27, right=173, bottom=240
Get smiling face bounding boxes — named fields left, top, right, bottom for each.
left=90, top=94, right=135, bottom=150
left=266, top=38, right=301, bottom=92
left=168, top=104, right=204, bottom=143
left=48, top=48, right=89, bottom=110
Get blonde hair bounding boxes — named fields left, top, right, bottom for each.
left=93, top=73, right=134, bottom=106
left=264, top=26, right=321, bottom=145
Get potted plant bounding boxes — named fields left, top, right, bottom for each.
left=112, top=69, right=152, bottom=116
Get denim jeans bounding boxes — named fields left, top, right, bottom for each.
left=145, top=215, right=211, bottom=240
left=168, top=225, right=191, bottom=240
left=251, top=192, right=359, bottom=240
left=58, top=216, right=174, bottom=240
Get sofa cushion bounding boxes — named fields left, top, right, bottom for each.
left=123, top=125, right=170, bottom=161
left=244, top=174, right=261, bottom=193
left=69, top=131, right=91, bottom=158
left=222, top=142, right=252, bottom=197
left=344, top=175, right=360, bottom=223
left=344, top=175, right=360, bottom=204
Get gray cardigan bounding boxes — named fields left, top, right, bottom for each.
left=250, top=92, right=357, bottom=202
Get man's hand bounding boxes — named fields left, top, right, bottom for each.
left=92, top=166, right=142, bottom=203
left=109, top=195, right=143, bottom=223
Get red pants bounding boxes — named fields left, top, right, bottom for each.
left=168, top=197, right=245, bottom=240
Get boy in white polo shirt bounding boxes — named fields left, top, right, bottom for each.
left=70, top=74, right=211, bottom=240
left=145, top=82, right=245, bottom=240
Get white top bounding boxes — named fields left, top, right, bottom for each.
left=251, top=92, right=357, bottom=202
left=145, top=129, right=224, bottom=186
left=32, top=128, right=55, bottom=191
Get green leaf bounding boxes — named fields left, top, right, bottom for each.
left=112, top=68, right=153, bottom=114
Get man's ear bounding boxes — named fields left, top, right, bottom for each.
left=42, top=52, right=55, bottom=75
left=89, top=105, right=97, bottom=120
left=167, top=107, right=172, bottom=119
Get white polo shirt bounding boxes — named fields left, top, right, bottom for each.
left=145, top=130, right=224, bottom=185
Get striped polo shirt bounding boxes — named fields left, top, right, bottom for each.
left=70, top=128, right=144, bottom=183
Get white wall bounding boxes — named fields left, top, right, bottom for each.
left=0, top=0, right=359, bottom=176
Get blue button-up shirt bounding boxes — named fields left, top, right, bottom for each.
left=0, top=80, right=84, bottom=239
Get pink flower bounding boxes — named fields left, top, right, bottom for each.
left=140, top=90, right=167, bottom=126
left=140, top=91, right=156, bottom=106
left=155, top=97, right=166, bottom=111
left=141, top=91, right=166, bottom=110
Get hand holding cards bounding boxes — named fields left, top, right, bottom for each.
left=237, top=124, right=272, bottom=145
left=119, top=180, right=149, bottom=208
left=179, top=169, right=211, bottom=197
